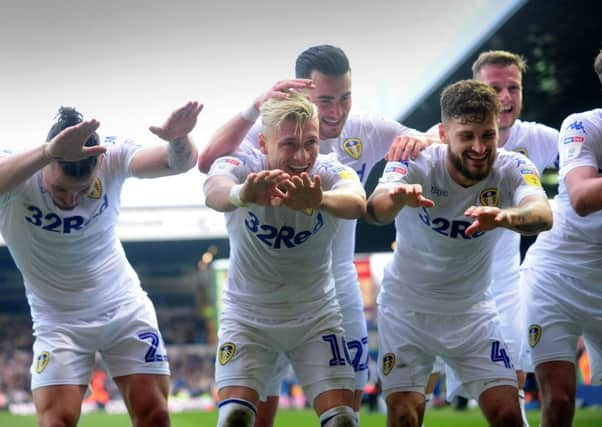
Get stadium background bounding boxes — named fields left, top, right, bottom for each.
left=1, top=0, right=601, bottom=425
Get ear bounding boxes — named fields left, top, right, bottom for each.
left=259, top=133, right=268, bottom=154
left=438, top=123, right=447, bottom=144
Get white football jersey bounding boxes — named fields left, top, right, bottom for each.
left=522, top=109, right=602, bottom=284
left=206, top=148, right=364, bottom=319
left=242, top=114, right=417, bottom=302
left=376, top=144, right=546, bottom=313
left=0, top=139, right=146, bottom=323
left=491, top=119, right=558, bottom=295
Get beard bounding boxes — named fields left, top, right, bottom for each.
left=448, top=149, right=495, bottom=183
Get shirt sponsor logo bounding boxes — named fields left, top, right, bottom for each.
left=343, top=138, right=363, bottom=160
left=244, top=211, right=324, bottom=249
left=522, top=173, right=542, bottom=188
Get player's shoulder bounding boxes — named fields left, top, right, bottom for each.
left=560, top=109, right=602, bottom=134
left=512, top=119, right=558, bottom=140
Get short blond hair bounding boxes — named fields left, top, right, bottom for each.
left=260, top=91, right=318, bottom=137
left=472, top=50, right=527, bottom=78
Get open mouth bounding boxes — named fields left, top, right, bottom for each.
left=287, top=165, right=310, bottom=174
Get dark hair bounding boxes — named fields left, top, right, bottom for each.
left=472, top=50, right=527, bottom=78
left=594, top=49, right=602, bottom=85
left=46, top=106, right=100, bottom=177
left=440, top=80, right=501, bottom=124
left=295, top=45, right=351, bottom=78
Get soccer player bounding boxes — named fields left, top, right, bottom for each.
left=520, top=50, right=602, bottom=427
left=441, top=50, right=559, bottom=425
left=199, top=44, right=434, bottom=426
left=204, top=91, right=366, bottom=427
left=0, top=101, right=202, bottom=427
left=367, top=79, right=552, bottom=427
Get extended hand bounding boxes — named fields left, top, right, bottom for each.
left=149, top=101, right=203, bottom=142
left=464, top=205, right=509, bottom=236
left=389, top=183, right=435, bottom=208
left=45, top=119, right=105, bottom=161
left=240, top=169, right=291, bottom=206
left=278, top=173, right=322, bottom=210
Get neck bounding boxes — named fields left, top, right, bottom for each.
left=498, top=126, right=511, bottom=147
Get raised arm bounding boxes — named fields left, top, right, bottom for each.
left=366, top=183, right=434, bottom=225
left=0, top=119, right=102, bottom=194
left=464, top=194, right=553, bottom=236
left=130, top=101, right=202, bottom=179
left=197, top=79, right=314, bottom=173
left=564, top=166, right=602, bottom=216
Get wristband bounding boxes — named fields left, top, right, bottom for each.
left=229, top=184, right=248, bottom=208
left=240, top=104, right=260, bottom=123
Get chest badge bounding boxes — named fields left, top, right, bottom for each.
left=479, top=188, right=499, bottom=207
left=88, top=177, right=102, bottom=199
left=343, top=138, right=363, bottom=160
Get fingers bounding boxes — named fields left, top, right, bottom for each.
left=465, top=220, right=481, bottom=237
left=82, top=145, right=107, bottom=157
left=418, top=195, right=435, bottom=208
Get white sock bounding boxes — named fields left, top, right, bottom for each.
left=518, top=389, right=530, bottom=427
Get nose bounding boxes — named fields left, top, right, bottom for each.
left=61, top=192, right=79, bottom=207
left=293, top=147, right=310, bottom=163
left=498, top=88, right=511, bottom=102
left=472, top=139, right=487, bottom=154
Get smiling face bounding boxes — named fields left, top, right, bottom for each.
left=42, top=161, right=100, bottom=210
left=475, top=63, right=523, bottom=134
left=441, top=114, right=498, bottom=187
left=306, top=70, right=352, bottom=140
left=260, top=116, right=320, bottom=175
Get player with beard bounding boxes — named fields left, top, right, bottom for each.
left=367, top=79, right=552, bottom=427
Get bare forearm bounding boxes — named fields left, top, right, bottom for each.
left=167, top=135, right=198, bottom=172
left=366, top=190, right=402, bottom=225
left=198, top=114, right=255, bottom=173
left=0, top=145, right=50, bottom=194
left=320, top=189, right=366, bottom=219
left=503, top=198, right=553, bottom=235
left=204, top=178, right=239, bottom=212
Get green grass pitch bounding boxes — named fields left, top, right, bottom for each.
left=0, top=407, right=601, bottom=426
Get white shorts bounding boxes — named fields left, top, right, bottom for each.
left=523, top=268, right=602, bottom=385
left=378, top=304, right=517, bottom=400
left=30, top=296, right=170, bottom=390
left=215, top=309, right=354, bottom=402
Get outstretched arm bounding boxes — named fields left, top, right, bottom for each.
left=366, top=183, right=434, bottom=225
left=278, top=173, right=367, bottom=219
left=464, top=194, right=553, bottom=236
left=204, top=169, right=291, bottom=212
left=130, top=101, right=202, bottom=178
left=0, top=119, right=102, bottom=194
left=197, top=79, right=314, bottom=173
